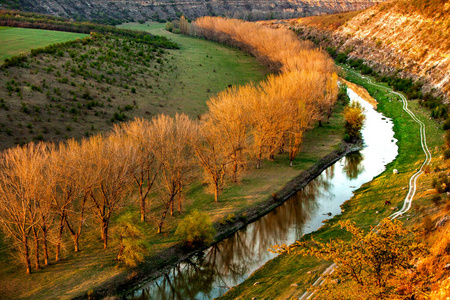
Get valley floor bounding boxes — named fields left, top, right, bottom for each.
left=219, top=66, right=444, bottom=299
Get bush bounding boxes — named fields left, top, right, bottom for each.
left=432, top=172, right=450, bottom=193
left=337, top=85, right=350, bottom=106
left=113, top=212, right=148, bottom=267
left=175, top=211, right=215, bottom=247
left=444, top=149, right=450, bottom=159
left=443, top=119, right=450, bottom=130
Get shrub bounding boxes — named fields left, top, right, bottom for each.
left=113, top=212, right=148, bottom=267
left=443, top=119, right=450, bottom=130
left=344, top=101, right=366, bottom=142
left=432, top=173, right=450, bottom=193
left=443, top=149, right=450, bottom=159
left=175, top=211, right=215, bottom=247
left=445, top=130, right=450, bottom=148
left=225, top=213, right=236, bottom=223
left=432, top=195, right=442, bottom=206
left=337, top=85, right=350, bottom=105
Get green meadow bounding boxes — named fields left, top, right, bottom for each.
left=0, top=27, right=88, bottom=63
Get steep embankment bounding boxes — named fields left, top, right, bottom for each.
left=5, top=0, right=384, bottom=23
left=263, top=0, right=450, bottom=100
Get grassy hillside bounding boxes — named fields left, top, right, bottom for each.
left=0, top=23, right=266, bottom=151
left=118, top=22, right=268, bottom=116
left=0, top=27, right=88, bottom=63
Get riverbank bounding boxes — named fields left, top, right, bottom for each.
left=94, top=141, right=361, bottom=299
left=218, top=67, right=444, bottom=299
left=0, top=28, right=347, bottom=300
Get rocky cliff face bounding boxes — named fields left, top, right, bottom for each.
left=13, top=0, right=384, bottom=23
left=263, top=0, right=450, bottom=99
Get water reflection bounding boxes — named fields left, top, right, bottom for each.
left=131, top=176, right=329, bottom=300
left=127, top=88, right=398, bottom=300
left=343, top=151, right=365, bottom=180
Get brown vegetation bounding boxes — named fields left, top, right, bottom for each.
left=0, top=17, right=340, bottom=276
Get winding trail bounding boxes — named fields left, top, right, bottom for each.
left=299, top=71, right=432, bottom=300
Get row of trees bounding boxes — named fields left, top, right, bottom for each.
left=0, top=18, right=340, bottom=274
left=190, top=16, right=335, bottom=75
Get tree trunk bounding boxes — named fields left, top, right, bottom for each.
left=214, top=182, right=219, bottom=202
left=41, top=224, right=49, bottom=266
left=232, top=159, right=238, bottom=183
left=55, top=213, right=66, bottom=262
left=157, top=200, right=172, bottom=233
left=117, top=244, right=125, bottom=261
left=32, top=227, right=40, bottom=270
left=178, top=192, right=182, bottom=212
left=289, top=160, right=293, bottom=167
left=23, top=234, right=31, bottom=274
left=101, top=218, right=109, bottom=249
left=140, top=185, right=145, bottom=222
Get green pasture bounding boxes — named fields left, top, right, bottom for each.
left=118, top=22, right=268, bottom=116
left=0, top=27, right=88, bottom=63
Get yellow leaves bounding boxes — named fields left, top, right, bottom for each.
left=344, top=101, right=366, bottom=140
left=276, top=218, right=427, bottom=299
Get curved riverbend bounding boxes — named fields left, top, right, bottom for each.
left=126, top=87, right=398, bottom=299
left=299, top=72, right=433, bottom=300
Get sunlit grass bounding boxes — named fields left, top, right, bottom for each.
left=0, top=27, right=88, bottom=63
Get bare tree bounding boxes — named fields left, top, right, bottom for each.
left=0, top=143, right=49, bottom=274
left=192, top=118, right=232, bottom=202
left=45, top=140, right=84, bottom=261
left=208, top=85, right=252, bottom=179
left=87, top=134, right=136, bottom=248
left=114, top=118, right=159, bottom=222
left=151, top=114, right=197, bottom=233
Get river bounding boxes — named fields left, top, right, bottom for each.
left=126, top=87, right=398, bottom=299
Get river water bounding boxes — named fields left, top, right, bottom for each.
left=127, top=88, right=398, bottom=299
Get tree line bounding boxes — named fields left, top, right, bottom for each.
left=0, top=17, right=339, bottom=274
left=0, top=9, right=179, bottom=51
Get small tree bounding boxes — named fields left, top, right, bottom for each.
left=180, top=16, right=190, bottom=35
left=271, top=218, right=427, bottom=299
left=344, top=101, right=366, bottom=142
left=191, top=119, right=232, bottom=202
left=175, top=211, right=215, bottom=248
left=113, top=212, right=148, bottom=267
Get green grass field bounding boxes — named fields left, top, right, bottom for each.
left=118, top=22, right=268, bottom=116
left=219, top=67, right=445, bottom=299
left=0, top=27, right=88, bottom=63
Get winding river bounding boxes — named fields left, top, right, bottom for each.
left=126, top=87, right=398, bottom=299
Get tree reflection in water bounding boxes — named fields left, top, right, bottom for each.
left=129, top=87, right=399, bottom=300
left=131, top=171, right=332, bottom=300
left=342, top=151, right=365, bottom=180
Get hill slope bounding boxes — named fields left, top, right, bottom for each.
left=264, top=0, right=450, bottom=100
left=6, top=0, right=385, bottom=23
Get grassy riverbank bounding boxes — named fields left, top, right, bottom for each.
left=0, top=104, right=346, bottom=300
left=0, top=25, right=346, bottom=299
left=219, top=67, right=444, bottom=299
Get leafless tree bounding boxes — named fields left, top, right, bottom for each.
left=151, top=114, right=197, bottom=233
left=0, top=143, right=49, bottom=274
left=113, top=118, right=160, bottom=222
